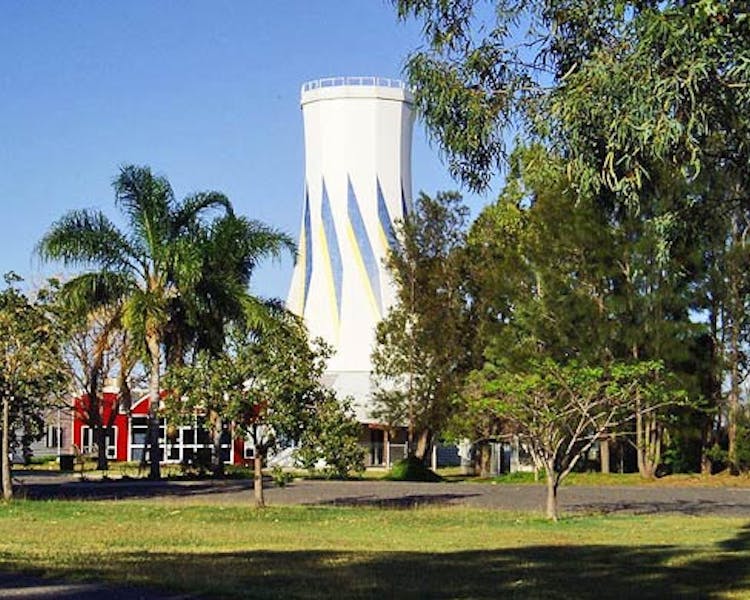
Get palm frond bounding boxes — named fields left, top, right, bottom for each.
left=37, top=209, right=138, bottom=271
left=114, top=165, right=174, bottom=259
left=173, top=192, right=233, bottom=233
left=121, top=288, right=169, bottom=361
left=210, top=215, right=296, bottom=282
left=59, top=271, right=135, bottom=318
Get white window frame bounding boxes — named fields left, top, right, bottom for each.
left=46, top=425, right=63, bottom=449
left=81, top=425, right=118, bottom=459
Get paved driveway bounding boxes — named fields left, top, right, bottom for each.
left=13, top=472, right=750, bottom=516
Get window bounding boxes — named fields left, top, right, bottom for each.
left=130, top=415, right=232, bottom=464
left=243, top=445, right=255, bottom=460
left=129, top=416, right=165, bottom=462
left=81, top=426, right=118, bottom=459
left=46, top=426, right=63, bottom=448
left=130, top=417, right=148, bottom=445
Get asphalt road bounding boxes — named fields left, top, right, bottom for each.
left=11, top=472, right=750, bottom=516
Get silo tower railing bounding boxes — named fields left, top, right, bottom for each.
left=301, top=77, right=407, bottom=93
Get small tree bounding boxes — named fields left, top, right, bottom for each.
left=471, top=359, right=678, bottom=520
left=0, top=274, right=67, bottom=500
left=167, top=320, right=332, bottom=507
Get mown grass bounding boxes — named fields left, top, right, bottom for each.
left=1, top=500, right=749, bottom=598
left=438, top=468, right=750, bottom=488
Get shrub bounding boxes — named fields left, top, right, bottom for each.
left=385, top=456, right=443, bottom=482
left=271, top=466, right=294, bottom=487
left=297, top=392, right=365, bottom=479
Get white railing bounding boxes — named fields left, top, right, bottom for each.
left=302, top=77, right=406, bottom=93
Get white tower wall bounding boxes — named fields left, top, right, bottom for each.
left=287, top=77, right=414, bottom=419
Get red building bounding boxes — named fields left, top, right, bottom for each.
left=71, top=388, right=250, bottom=466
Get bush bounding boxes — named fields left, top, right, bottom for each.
left=297, top=392, right=365, bottom=479
left=385, top=456, right=443, bottom=482
left=271, top=466, right=294, bottom=487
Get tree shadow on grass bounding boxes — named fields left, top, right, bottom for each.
left=568, top=498, right=750, bottom=517
left=309, top=493, right=481, bottom=508
left=3, top=525, right=750, bottom=599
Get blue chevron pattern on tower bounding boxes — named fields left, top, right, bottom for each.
left=321, top=179, right=343, bottom=322
left=377, top=178, right=398, bottom=252
left=288, top=78, right=414, bottom=379
left=347, top=177, right=382, bottom=315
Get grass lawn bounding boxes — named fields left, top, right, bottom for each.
left=1, top=500, right=749, bottom=598
left=437, top=468, right=750, bottom=488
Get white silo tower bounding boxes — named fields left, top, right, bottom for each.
left=287, top=76, right=414, bottom=421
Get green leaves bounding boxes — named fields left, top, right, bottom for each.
left=0, top=274, right=69, bottom=498
left=37, top=209, right=137, bottom=272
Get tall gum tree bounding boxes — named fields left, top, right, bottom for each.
left=397, top=0, right=739, bottom=471
left=372, top=191, right=472, bottom=462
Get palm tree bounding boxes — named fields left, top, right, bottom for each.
left=165, top=213, right=296, bottom=475
left=165, top=212, right=295, bottom=366
left=39, top=165, right=294, bottom=479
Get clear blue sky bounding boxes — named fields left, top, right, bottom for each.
left=0, top=1, right=489, bottom=300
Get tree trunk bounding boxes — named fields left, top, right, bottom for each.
left=87, top=354, right=108, bottom=471
left=253, top=452, right=265, bottom=508
left=147, top=334, right=162, bottom=480
left=414, top=429, right=432, bottom=462
left=635, top=395, right=646, bottom=477
left=728, top=358, right=741, bottom=476
left=95, top=425, right=109, bottom=471
left=637, top=412, right=661, bottom=479
left=702, top=297, right=720, bottom=477
left=211, top=412, right=225, bottom=477
left=599, top=436, right=610, bottom=474
left=700, top=418, right=713, bottom=476
left=478, top=443, right=492, bottom=478
left=2, top=395, right=12, bottom=501
left=632, top=341, right=649, bottom=479
left=545, top=470, right=558, bottom=521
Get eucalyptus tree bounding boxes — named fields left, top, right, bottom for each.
left=396, top=0, right=744, bottom=471
left=395, top=1, right=749, bottom=194
left=39, top=165, right=236, bottom=479
left=372, top=191, right=472, bottom=461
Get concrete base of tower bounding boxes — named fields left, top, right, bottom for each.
left=321, top=370, right=378, bottom=424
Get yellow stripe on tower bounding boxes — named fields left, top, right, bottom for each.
left=378, top=222, right=390, bottom=255
left=345, top=219, right=380, bottom=319
left=317, top=223, right=340, bottom=338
